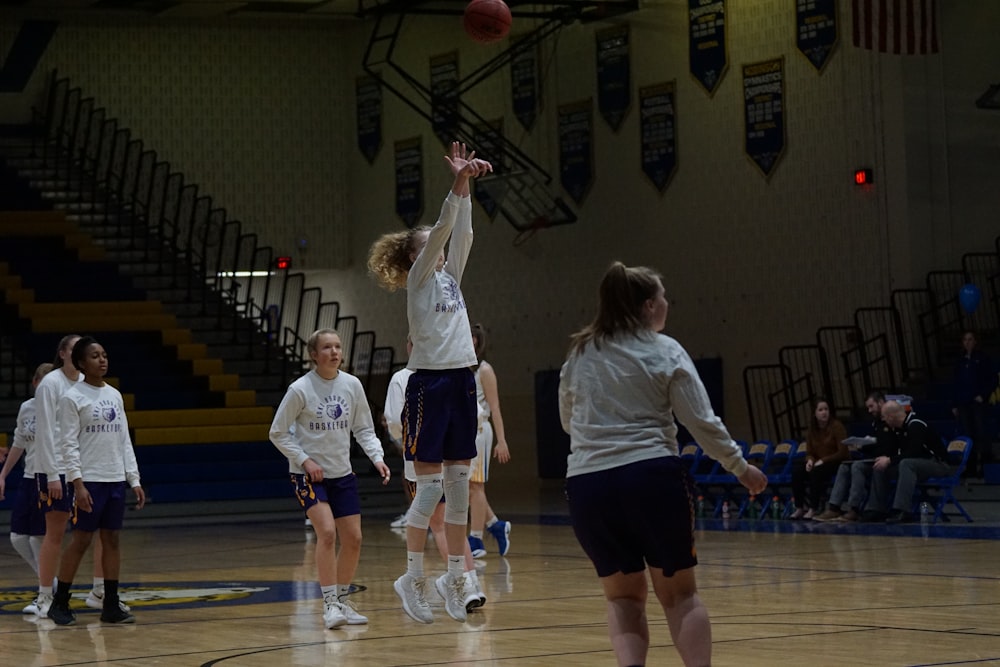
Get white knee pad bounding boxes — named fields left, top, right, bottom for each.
left=408, top=474, right=443, bottom=530
left=443, top=464, right=471, bottom=525
left=10, top=533, right=38, bottom=574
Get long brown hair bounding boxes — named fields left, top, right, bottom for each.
left=568, top=262, right=663, bottom=355
left=367, top=226, right=432, bottom=291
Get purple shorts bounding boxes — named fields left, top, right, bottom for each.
left=402, top=368, right=477, bottom=463
left=291, top=473, right=361, bottom=518
left=73, top=481, right=127, bottom=532
left=11, top=477, right=46, bottom=536
left=36, top=473, right=74, bottom=514
left=566, top=456, right=698, bottom=578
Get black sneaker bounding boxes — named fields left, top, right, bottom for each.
left=47, top=601, right=76, bottom=626
left=101, top=606, right=136, bottom=624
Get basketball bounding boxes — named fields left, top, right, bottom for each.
left=463, top=0, right=512, bottom=44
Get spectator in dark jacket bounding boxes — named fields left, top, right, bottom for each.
left=952, top=330, right=997, bottom=478
left=870, top=401, right=951, bottom=523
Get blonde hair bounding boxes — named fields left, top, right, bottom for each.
left=33, top=362, right=54, bottom=383
left=569, top=262, right=663, bottom=356
left=367, top=226, right=431, bottom=291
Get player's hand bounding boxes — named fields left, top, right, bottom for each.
left=873, top=456, right=891, bottom=472
left=48, top=479, right=63, bottom=500
left=738, top=466, right=768, bottom=495
left=444, top=141, right=474, bottom=175
left=375, top=462, right=391, bottom=486
left=303, top=459, right=324, bottom=483
left=493, top=441, right=510, bottom=464
left=132, top=485, right=146, bottom=510
left=75, top=485, right=93, bottom=513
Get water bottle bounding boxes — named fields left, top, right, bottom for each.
left=721, top=500, right=730, bottom=519
left=919, top=501, right=932, bottom=523
left=771, top=495, right=782, bottom=520
left=696, top=495, right=706, bottom=519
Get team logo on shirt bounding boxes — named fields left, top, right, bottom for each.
left=310, top=394, right=350, bottom=431
left=435, top=275, right=467, bottom=313
left=21, top=415, right=36, bottom=442
left=86, top=399, right=122, bottom=433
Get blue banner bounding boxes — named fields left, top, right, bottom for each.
left=430, top=51, right=459, bottom=147
left=689, top=0, right=727, bottom=96
left=596, top=25, right=630, bottom=132
left=639, top=82, right=677, bottom=194
left=473, top=119, right=504, bottom=219
left=796, top=0, right=838, bottom=72
left=742, top=58, right=785, bottom=178
left=510, top=35, right=539, bottom=132
left=558, top=100, right=593, bottom=205
left=395, top=138, right=423, bottom=228
left=355, top=75, right=382, bottom=165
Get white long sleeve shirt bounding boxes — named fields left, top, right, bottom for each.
left=406, top=192, right=477, bottom=370
left=270, top=370, right=384, bottom=478
left=34, top=368, right=81, bottom=479
left=12, top=398, right=38, bottom=478
left=59, top=382, right=140, bottom=487
left=559, top=330, right=748, bottom=479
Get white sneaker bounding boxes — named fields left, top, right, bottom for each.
left=86, top=590, right=132, bottom=613
left=389, top=513, right=407, bottom=529
left=323, top=597, right=347, bottom=629
left=462, top=575, right=486, bottom=611
left=393, top=573, right=434, bottom=624
left=435, top=573, right=467, bottom=622
left=23, top=597, right=40, bottom=615
left=34, top=592, right=53, bottom=618
left=337, top=597, right=368, bottom=625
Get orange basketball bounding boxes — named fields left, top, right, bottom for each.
left=463, top=0, right=512, bottom=44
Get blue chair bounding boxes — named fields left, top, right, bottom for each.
left=736, top=441, right=774, bottom=518
left=913, top=437, right=974, bottom=523
left=759, top=439, right=797, bottom=519
left=679, top=442, right=701, bottom=474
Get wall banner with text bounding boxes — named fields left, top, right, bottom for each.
left=356, top=75, right=382, bottom=164
left=430, top=51, right=459, bottom=147
left=796, top=0, right=838, bottom=72
left=558, top=100, right=593, bottom=205
left=742, top=57, right=785, bottom=179
left=639, top=82, right=677, bottom=194
left=689, top=0, right=727, bottom=96
left=596, top=24, right=631, bottom=131
left=510, top=35, right=540, bottom=132
left=395, top=137, right=423, bottom=228
left=473, top=119, right=504, bottom=220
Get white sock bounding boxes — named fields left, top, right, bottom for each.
left=447, top=555, right=464, bottom=578
left=321, top=584, right=338, bottom=604
left=10, top=533, right=38, bottom=574
left=463, top=569, right=480, bottom=587
left=92, top=577, right=105, bottom=593
left=406, top=551, right=425, bottom=578
left=336, top=584, right=350, bottom=599
left=485, top=516, right=498, bottom=528
left=470, top=530, right=483, bottom=539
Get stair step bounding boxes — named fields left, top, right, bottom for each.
left=53, top=201, right=105, bottom=212
left=134, top=422, right=270, bottom=446
left=129, top=406, right=273, bottom=429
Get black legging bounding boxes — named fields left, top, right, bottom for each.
left=791, top=459, right=842, bottom=509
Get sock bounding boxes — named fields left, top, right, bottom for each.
left=10, top=533, right=39, bottom=574
left=406, top=551, right=425, bottom=578
left=54, top=579, right=73, bottom=605
left=463, top=569, right=480, bottom=587
left=321, top=584, right=338, bottom=605
left=104, top=579, right=120, bottom=608
left=39, top=584, right=53, bottom=597
left=470, top=530, right=484, bottom=539
left=485, top=516, right=498, bottom=528
left=92, top=576, right=105, bottom=594
left=337, top=584, right=350, bottom=600
left=447, top=555, right=464, bottom=578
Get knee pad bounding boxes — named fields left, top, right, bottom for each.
left=407, top=474, right=443, bottom=530
left=443, top=464, right=471, bottom=525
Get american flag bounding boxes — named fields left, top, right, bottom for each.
left=851, top=0, right=939, bottom=54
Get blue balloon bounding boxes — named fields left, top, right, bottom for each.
left=959, top=283, right=981, bottom=314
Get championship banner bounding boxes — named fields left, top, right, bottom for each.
left=430, top=51, right=459, bottom=147
left=796, top=0, right=838, bottom=72
left=689, top=0, right=727, bottom=96
left=596, top=24, right=630, bottom=132
left=510, top=35, right=540, bottom=132
left=639, top=82, right=677, bottom=194
left=472, top=119, right=504, bottom=219
left=742, top=58, right=785, bottom=179
left=394, top=138, right=423, bottom=228
left=852, top=0, right=939, bottom=54
left=355, top=75, right=382, bottom=164
left=558, top=100, right=593, bottom=205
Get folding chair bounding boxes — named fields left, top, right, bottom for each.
left=736, top=440, right=774, bottom=518
left=913, top=437, right=974, bottom=523
left=759, top=439, right=796, bottom=519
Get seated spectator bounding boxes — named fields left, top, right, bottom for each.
left=868, top=401, right=952, bottom=523
left=951, top=330, right=996, bottom=479
left=814, top=391, right=893, bottom=522
left=789, top=398, right=849, bottom=519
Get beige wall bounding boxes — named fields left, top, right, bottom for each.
left=2, top=1, right=999, bottom=480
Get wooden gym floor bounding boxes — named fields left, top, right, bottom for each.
left=2, top=485, right=1000, bottom=666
